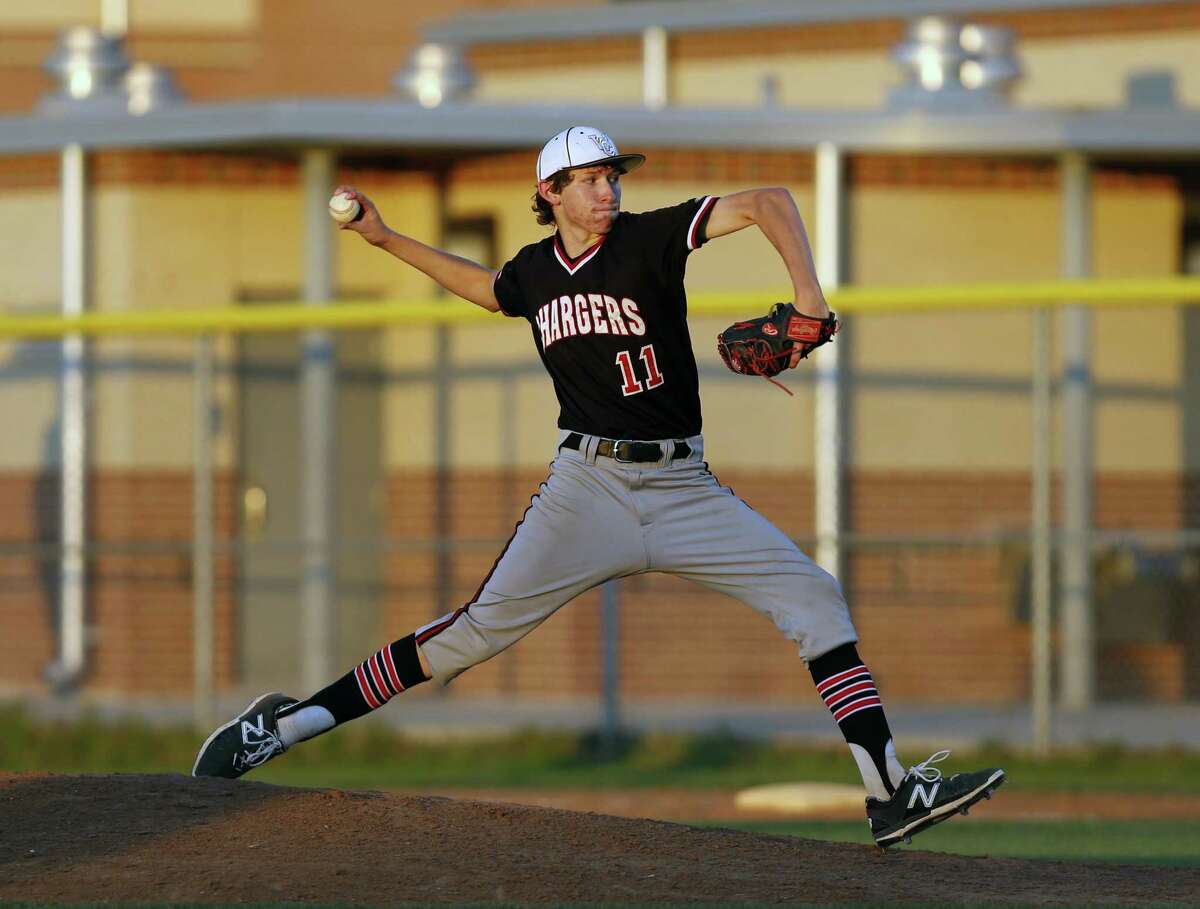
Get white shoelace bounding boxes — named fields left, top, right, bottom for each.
left=907, top=748, right=952, bottom=783
left=236, top=731, right=284, bottom=770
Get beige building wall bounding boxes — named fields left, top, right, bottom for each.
left=852, top=183, right=1181, bottom=472
left=432, top=176, right=1182, bottom=473
left=431, top=177, right=822, bottom=470
left=679, top=31, right=1200, bottom=109
left=0, top=187, right=72, bottom=471
left=387, top=172, right=1183, bottom=473
left=0, top=171, right=446, bottom=472
left=672, top=53, right=893, bottom=109
left=0, top=188, right=61, bottom=311
left=1092, top=191, right=1183, bottom=472
left=0, top=350, right=57, bottom=471
left=0, top=0, right=259, bottom=32
left=0, top=165, right=1183, bottom=478
left=0, top=168, right=446, bottom=474
left=475, top=28, right=1200, bottom=110
left=473, top=63, right=643, bottom=105
left=1016, top=32, right=1200, bottom=108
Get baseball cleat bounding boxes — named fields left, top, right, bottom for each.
left=191, top=692, right=298, bottom=779
left=866, top=749, right=1005, bottom=849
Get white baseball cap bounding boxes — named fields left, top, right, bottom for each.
left=536, top=126, right=646, bottom=182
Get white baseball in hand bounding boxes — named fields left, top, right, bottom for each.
left=328, top=192, right=361, bottom=223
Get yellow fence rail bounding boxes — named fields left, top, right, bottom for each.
left=1, top=276, right=1199, bottom=339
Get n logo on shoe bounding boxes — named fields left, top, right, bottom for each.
left=908, top=782, right=940, bottom=810
left=241, top=714, right=266, bottom=744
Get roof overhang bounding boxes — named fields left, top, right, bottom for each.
left=1, top=99, right=1199, bottom=159
left=423, top=0, right=1188, bottom=45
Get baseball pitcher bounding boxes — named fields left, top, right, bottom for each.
left=193, top=127, right=1004, bottom=848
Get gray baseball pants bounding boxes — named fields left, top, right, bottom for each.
left=416, top=431, right=859, bottom=684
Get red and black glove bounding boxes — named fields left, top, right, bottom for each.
left=717, top=303, right=839, bottom=385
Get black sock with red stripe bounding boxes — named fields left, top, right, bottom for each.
left=274, top=633, right=429, bottom=747
left=809, top=642, right=904, bottom=800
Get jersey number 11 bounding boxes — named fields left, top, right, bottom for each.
left=616, top=344, right=665, bottom=397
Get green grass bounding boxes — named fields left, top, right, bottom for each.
left=2, top=703, right=1200, bottom=794
left=706, top=818, right=1200, bottom=868
left=2, top=906, right=1177, bottom=909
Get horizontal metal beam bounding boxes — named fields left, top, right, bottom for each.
left=6, top=100, right=1200, bottom=156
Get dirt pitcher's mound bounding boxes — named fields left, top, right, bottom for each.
left=0, top=773, right=1195, bottom=907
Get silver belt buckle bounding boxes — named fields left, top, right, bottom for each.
left=610, top=439, right=636, bottom=463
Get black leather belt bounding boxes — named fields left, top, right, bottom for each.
left=560, top=432, right=692, bottom=464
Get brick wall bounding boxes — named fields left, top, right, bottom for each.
left=0, top=472, right=58, bottom=684
left=0, top=471, right=239, bottom=695
left=1, top=467, right=1193, bottom=703
left=0, top=151, right=432, bottom=191
left=385, top=468, right=1199, bottom=706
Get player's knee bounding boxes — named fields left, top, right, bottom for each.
left=806, top=565, right=848, bottom=607
left=419, top=624, right=509, bottom=686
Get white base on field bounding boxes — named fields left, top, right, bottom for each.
left=735, top=782, right=864, bottom=813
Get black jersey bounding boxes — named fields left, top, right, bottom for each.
left=493, top=196, right=718, bottom=440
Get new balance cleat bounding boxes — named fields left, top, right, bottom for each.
left=866, top=749, right=1005, bottom=849
left=192, top=692, right=298, bottom=779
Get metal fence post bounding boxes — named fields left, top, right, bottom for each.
left=1031, top=307, right=1053, bottom=753
left=601, top=579, right=621, bottom=756
left=814, top=142, right=845, bottom=577
left=1059, top=152, right=1095, bottom=709
left=301, top=148, right=337, bottom=692
left=57, top=142, right=88, bottom=689
left=433, top=172, right=454, bottom=633
left=192, top=335, right=215, bottom=727
left=642, top=26, right=668, bottom=110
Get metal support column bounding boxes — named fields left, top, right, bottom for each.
left=601, top=580, right=621, bottom=756
left=1031, top=308, right=1053, bottom=752
left=192, top=336, right=215, bottom=726
left=498, top=376, right=519, bottom=695
left=813, top=143, right=845, bottom=577
left=433, top=172, right=454, bottom=632
left=1059, top=152, right=1095, bottom=709
left=56, top=143, right=88, bottom=688
left=642, top=26, right=668, bottom=110
left=300, top=149, right=337, bottom=692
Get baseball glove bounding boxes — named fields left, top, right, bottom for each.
left=717, top=303, right=838, bottom=392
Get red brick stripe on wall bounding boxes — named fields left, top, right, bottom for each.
left=849, top=157, right=1178, bottom=191
left=0, top=152, right=433, bottom=191
left=468, top=36, right=641, bottom=71
left=455, top=151, right=1175, bottom=191
left=0, top=150, right=1176, bottom=192
left=0, top=155, right=59, bottom=192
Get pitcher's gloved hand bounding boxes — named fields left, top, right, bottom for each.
left=717, top=303, right=839, bottom=389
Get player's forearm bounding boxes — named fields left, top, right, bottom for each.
left=372, top=230, right=501, bottom=312
left=753, top=190, right=829, bottom=317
